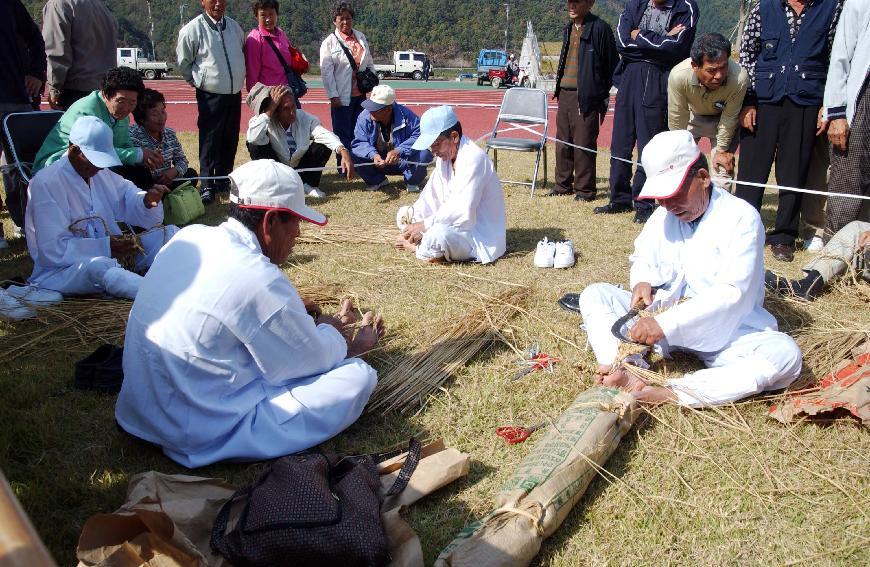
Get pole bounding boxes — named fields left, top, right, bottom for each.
left=147, top=0, right=156, bottom=60
left=503, top=2, right=510, bottom=54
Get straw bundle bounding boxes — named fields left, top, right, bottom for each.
left=297, top=224, right=397, bottom=245
left=367, top=287, right=530, bottom=415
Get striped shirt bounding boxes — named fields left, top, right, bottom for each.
left=129, top=125, right=189, bottom=180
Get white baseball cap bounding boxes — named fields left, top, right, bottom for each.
left=361, top=84, right=396, bottom=111
left=638, top=130, right=702, bottom=200
left=228, top=160, right=327, bottom=226
left=411, top=105, right=459, bottom=150
left=68, top=116, right=122, bottom=168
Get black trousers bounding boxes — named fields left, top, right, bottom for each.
left=196, top=89, right=241, bottom=191
left=736, top=98, right=819, bottom=246
left=247, top=142, right=333, bottom=188
left=58, top=89, right=91, bottom=110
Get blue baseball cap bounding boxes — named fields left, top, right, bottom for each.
left=411, top=105, right=459, bottom=150
left=69, top=116, right=122, bottom=168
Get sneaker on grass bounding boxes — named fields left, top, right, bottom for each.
left=366, top=179, right=389, bottom=192
left=554, top=240, right=575, bottom=268
left=533, top=237, right=556, bottom=268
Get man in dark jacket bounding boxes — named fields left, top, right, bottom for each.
left=595, top=0, right=698, bottom=223
left=552, top=0, right=618, bottom=201
left=1, top=0, right=46, bottom=249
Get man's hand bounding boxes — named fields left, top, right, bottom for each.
left=630, top=282, right=653, bottom=309
left=142, top=148, right=164, bottom=169
left=329, top=97, right=342, bottom=108
left=816, top=107, right=828, bottom=136
left=384, top=149, right=401, bottom=166
left=828, top=118, right=849, bottom=152
left=667, top=24, right=686, bottom=37
left=630, top=29, right=640, bottom=40
left=713, top=150, right=735, bottom=175
left=372, top=154, right=386, bottom=168
left=315, top=313, right=351, bottom=344
left=739, top=106, right=757, bottom=133
left=157, top=168, right=179, bottom=186
left=144, top=184, right=170, bottom=208
left=267, top=85, right=290, bottom=115
left=24, top=75, right=43, bottom=98
left=347, top=311, right=385, bottom=357
left=402, top=221, right=425, bottom=244
left=109, top=235, right=138, bottom=260
left=858, top=231, right=870, bottom=249
left=302, top=297, right=322, bottom=319
left=629, top=317, right=665, bottom=346
left=47, top=90, right=61, bottom=110
left=338, top=148, right=356, bottom=180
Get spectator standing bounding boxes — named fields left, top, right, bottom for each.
left=130, top=89, right=198, bottom=189
left=319, top=2, right=375, bottom=163
left=595, top=0, right=698, bottom=224
left=0, top=0, right=45, bottom=249
left=552, top=0, right=618, bottom=201
left=667, top=33, right=748, bottom=178
left=243, top=0, right=309, bottom=103
left=423, top=57, right=432, bottom=82
left=178, top=0, right=246, bottom=204
left=735, top=0, right=844, bottom=262
left=42, top=0, right=117, bottom=110
left=822, top=0, right=870, bottom=239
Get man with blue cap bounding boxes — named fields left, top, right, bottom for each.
left=394, top=106, right=506, bottom=264
left=25, top=116, right=174, bottom=299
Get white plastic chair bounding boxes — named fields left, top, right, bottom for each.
left=485, top=88, right=548, bottom=196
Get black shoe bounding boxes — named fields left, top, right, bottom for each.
left=770, top=243, right=795, bottom=262
left=557, top=293, right=583, bottom=314
left=593, top=202, right=632, bottom=214
left=201, top=188, right=214, bottom=205
left=546, top=190, right=571, bottom=197
left=75, top=344, right=124, bottom=394
left=574, top=193, right=595, bottom=202
left=633, top=208, right=654, bottom=224
left=764, top=270, right=790, bottom=294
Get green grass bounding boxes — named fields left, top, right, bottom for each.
left=1, top=136, right=868, bottom=565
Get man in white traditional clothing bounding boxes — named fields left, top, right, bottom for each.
left=115, top=159, right=385, bottom=468
left=25, top=116, right=173, bottom=299
left=574, top=130, right=802, bottom=407
left=394, top=106, right=506, bottom=264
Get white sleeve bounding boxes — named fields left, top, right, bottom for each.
left=311, top=124, right=343, bottom=151
left=110, top=174, right=164, bottom=229
left=320, top=38, right=339, bottom=100
left=176, top=23, right=196, bottom=86
left=823, top=3, right=857, bottom=119
left=247, top=113, right=272, bottom=144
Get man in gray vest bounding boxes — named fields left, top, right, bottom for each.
left=178, top=0, right=246, bottom=204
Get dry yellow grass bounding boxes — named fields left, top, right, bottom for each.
left=0, top=136, right=867, bottom=565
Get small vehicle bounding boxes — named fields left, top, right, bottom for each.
left=476, top=48, right=507, bottom=86
left=481, top=67, right=527, bottom=89
left=374, top=51, right=427, bottom=80
left=116, top=48, right=172, bottom=80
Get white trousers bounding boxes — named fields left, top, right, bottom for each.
left=415, top=223, right=475, bottom=262
left=578, top=283, right=803, bottom=407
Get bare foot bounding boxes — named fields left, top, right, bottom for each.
left=600, top=366, right=648, bottom=392
left=633, top=385, right=677, bottom=404
left=594, top=364, right=611, bottom=385
left=394, top=236, right=417, bottom=252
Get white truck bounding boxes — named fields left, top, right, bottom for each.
left=116, top=48, right=172, bottom=80
left=374, top=51, right=427, bottom=80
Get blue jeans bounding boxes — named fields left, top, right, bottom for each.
left=330, top=95, right=366, bottom=165
left=353, top=148, right=433, bottom=186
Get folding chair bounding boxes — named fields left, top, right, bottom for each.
left=2, top=111, right=64, bottom=183
left=485, top=88, right=548, bottom=196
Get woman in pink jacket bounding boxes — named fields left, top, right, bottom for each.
left=244, top=0, right=309, bottom=103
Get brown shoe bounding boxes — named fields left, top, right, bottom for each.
left=770, top=243, right=794, bottom=262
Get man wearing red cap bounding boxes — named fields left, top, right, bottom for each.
left=116, top=159, right=385, bottom=468
left=573, top=130, right=802, bottom=406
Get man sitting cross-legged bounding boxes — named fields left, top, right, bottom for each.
left=246, top=83, right=355, bottom=198
left=115, top=160, right=385, bottom=468
left=574, top=130, right=802, bottom=406
left=26, top=116, right=174, bottom=299
left=394, top=106, right=506, bottom=264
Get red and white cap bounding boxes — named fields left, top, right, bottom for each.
left=228, top=159, right=327, bottom=226
left=638, top=130, right=702, bottom=200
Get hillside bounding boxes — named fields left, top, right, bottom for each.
left=23, top=0, right=742, bottom=67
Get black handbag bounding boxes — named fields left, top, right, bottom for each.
left=210, top=438, right=421, bottom=567
left=263, top=36, right=308, bottom=100
left=335, top=32, right=379, bottom=95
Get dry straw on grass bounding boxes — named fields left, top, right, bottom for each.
left=297, top=224, right=397, bottom=245
left=366, top=286, right=530, bottom=415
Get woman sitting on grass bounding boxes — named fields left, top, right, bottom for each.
left=130, top=88, right=197, bottom=189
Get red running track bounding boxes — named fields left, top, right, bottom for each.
left=149, top=80, right=617, bottom=147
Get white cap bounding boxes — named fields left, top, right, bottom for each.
left=638, top=130, right=702, bottom=200
left=361, top=84, right=396, bottom=111
left=228, top=160, right=327, bottom=226
left=68, top=116, right=122, bottom=168
left=411, top=105, right=459, bottom=150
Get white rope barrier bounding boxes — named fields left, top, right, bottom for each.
left=175, top=159, right=434, bottom=183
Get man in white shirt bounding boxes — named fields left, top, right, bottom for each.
left=115, top=159, right=385, bottom=468
left=394, top=106, right=506, bottom=264
left=575, top=130, right=802, bottom=407
left=25, top=116, right=171, bottom=299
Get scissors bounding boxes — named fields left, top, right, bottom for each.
left=495, top=422, right=546, bottom=444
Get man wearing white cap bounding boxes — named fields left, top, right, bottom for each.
left=25, top=116, right=172, bottom=299
left=350, top=84, right=432, bottom=192
left=575, top=130, right=802, bottom=407
left=394, top=106, right=506, bottom=264
left=116, top=159, right=385, bottom=467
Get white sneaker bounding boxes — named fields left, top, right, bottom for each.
left=0, top=288, right=36, bottom=320
left=554, top=240, right=575, bottom=268
left=12, top=225, right=24, bottom=239
left=533, top=237, right=556, bottom=268
left=6, top=285, right=64, bottom=307
left=306, top=186, right=327, bottom=199
left=0, top=238, right=8, bottom=250
left=366, top=179, right=389, bottom=192
left=803, top=235, right=824, bottom=253
left=406, top=184, right=421, bottom=193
